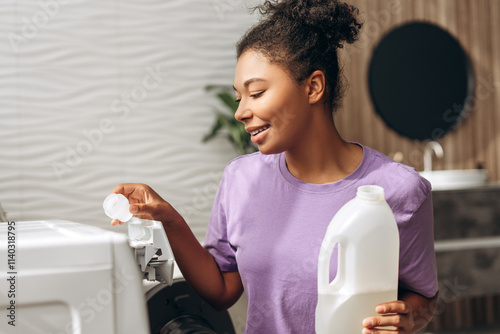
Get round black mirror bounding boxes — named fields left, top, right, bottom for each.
left=368, top=22, right=474, bottom=141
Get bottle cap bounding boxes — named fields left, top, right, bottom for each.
left=103, top=193, right=133, bottom=222
left=356, top=185, right=385, bottom=201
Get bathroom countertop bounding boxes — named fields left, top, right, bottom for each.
left=431, top=181, right=500, bottom=193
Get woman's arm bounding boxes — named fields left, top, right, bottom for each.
left=162, top=210, right=244, bottom=311
left=362, top=289, right=438, bottom=333
left=111, top=183, right=244, bottom=311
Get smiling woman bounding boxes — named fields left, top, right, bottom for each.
left=233, top=51, right=317, bottom=155
left=110, top=1, right=439, bottom=333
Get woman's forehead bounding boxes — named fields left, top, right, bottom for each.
left=234, top=51, right=288, bottom=87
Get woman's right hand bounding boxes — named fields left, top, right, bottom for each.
left=110, top=184, right=244, bottom=311
left=110, top=183, right=181, bottom=226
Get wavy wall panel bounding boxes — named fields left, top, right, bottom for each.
left=0, top=0, right=259, bottom=240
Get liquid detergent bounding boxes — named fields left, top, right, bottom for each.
left=315, top=185, right=399, bottom=333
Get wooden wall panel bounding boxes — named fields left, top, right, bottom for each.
left=338, top=0, right=500, bottom=181
left=493, top=1, right=500, bottom=181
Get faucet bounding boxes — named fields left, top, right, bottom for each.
left=423, top=141, right=444, bottom=171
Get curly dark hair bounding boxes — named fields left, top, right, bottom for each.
left=236, top=0, right=362, bottom=111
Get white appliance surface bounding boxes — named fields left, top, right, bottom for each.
left=0, top=220, right=150, bottom=334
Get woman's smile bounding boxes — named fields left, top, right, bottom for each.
left=233, top=51, right=311, bottom=154
left=247, top=124, right=271, bottom=143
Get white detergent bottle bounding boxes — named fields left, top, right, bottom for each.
left=315, top=185, right=400, bottom=333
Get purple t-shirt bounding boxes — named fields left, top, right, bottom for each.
left=204, top=145, right=438, bottom=333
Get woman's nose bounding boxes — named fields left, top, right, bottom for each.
left=234, top=101, right=252, bottom=123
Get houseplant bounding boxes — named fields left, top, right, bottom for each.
left=203, top=85, right=257, bottom=155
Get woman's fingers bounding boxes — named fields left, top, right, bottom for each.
left=363, top=314, right=406, bottom=328
left=108, top=184, right=150, bottom=224
left=111, top=219, right=121, bottom=226
left=111, top=183, right=132, bottom=196
left=363, top=301, right=414, bottom=333
left=108, top=183, right=174, bottom=224
left=129, top=203, right=156, bottom=220
left=111, top=183, right=150, bottom=202
left=362, top=328, right=398, bottom=334
left=376, top=301, right=411, bottom=315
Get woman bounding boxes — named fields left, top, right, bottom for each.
left=111, top=0, right=439, bottom=332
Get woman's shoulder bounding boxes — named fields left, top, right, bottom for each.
left=362, top=146, right=431, bottom=203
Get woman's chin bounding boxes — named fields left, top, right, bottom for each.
left=256, top=144, right=283, bottom=155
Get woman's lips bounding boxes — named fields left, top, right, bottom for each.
left=250, top=125, right=270, bottom=144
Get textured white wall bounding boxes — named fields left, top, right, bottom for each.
left=0, top=0, right=259, bottom=240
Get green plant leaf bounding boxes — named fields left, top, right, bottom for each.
left=203, top=85, right=257, bottom=155
left=217, top=91, right=239, bottom=113
left=202, top=110, right=225, bottom=142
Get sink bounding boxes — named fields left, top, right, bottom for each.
left=419, top=169, right=489, bottom=191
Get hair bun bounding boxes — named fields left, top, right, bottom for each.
left=255, top=0, right=362, bottom=48
left=240, top=0, right=363, bottom=111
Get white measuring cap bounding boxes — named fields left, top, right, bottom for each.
left=103, top=193, right=133, bottom=222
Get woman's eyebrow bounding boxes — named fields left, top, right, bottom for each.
left=233, top=78, right=267, bottom=91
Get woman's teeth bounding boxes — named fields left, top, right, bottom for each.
left=250, top=125, right=270, bottom=136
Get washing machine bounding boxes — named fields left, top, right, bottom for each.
left=0, top=220, right=241, bottom=334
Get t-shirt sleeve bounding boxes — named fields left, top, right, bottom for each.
left=398, top=192, right=439, bottom=298
left=203, top=172, right=238, bottom=272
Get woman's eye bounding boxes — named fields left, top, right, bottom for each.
left=235, top=91, right=264, bottom=102
left=250, top=91, right=264, bottom=98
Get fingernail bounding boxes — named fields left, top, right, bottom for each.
left=363, top=319, right=373, bottom=327
left=130, top=205, right=138, bottom=213
left=376, top=305, right=385, bottom=313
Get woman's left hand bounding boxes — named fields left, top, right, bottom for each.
left=362, top=300, right=415, bottom=333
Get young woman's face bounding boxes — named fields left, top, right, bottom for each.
left=233, top=51, right=312, bottom=155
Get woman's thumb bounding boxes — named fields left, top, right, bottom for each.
left=130, top=203, right=146, bottom=214
left=129, top=203, right=156, bottom=220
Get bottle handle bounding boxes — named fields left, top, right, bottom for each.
left=317, top=235, right=344, bottom=293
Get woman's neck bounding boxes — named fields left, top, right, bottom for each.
left=284, top=112, right=363, bottom=184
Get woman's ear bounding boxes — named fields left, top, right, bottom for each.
left=306, top=70, right=326, bottom=105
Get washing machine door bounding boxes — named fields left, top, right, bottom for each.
left=146, top=279, right=236, bottom=334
